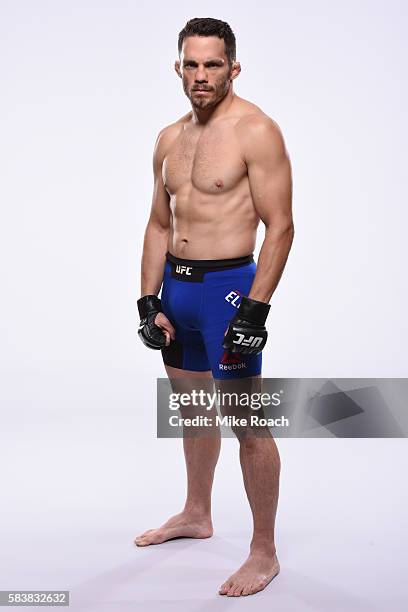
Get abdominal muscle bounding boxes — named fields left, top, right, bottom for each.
left=167, top=190, right=259, bottom=261
left=169, top=226, right=257, bottom=260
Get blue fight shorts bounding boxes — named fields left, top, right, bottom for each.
left=160, top=251, right=262, bottom=379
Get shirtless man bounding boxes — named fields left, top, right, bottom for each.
left=135, top=17, right=294, bottom=597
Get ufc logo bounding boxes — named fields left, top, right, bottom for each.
left=233, top=333, right=263, bottom=348
left=176, top=265, right=192, bottom=275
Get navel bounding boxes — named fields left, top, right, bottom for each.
left=215, top=180, right=224, bottom=190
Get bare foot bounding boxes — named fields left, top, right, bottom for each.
left=219, top=550, right=280, bottom=596
left=134, top=511, right=213, bottom=547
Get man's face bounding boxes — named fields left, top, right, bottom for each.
left=176, top=36, right=236, bottom=110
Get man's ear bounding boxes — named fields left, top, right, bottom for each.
left=230, top=61, right=241, bottom=81
left=174, top=60, right=182, bottom=78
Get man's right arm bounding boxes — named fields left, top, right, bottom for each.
left=140, top=128, right=172, bottom=297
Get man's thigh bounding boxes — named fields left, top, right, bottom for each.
left=164, top=365, right=218, bottom=438
left=215, top=375, right=272, bottom=439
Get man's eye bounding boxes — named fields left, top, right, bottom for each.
left=183, top=64, right=219, bottom=69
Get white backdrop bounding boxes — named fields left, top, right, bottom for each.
left=0, top=2, right=407, bottom=610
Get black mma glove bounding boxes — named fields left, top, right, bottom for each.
left=137, top=295, right=167, bottom=350
left=222, top=296, right=271, bottom=355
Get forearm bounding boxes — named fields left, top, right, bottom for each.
left=140, top=222, right=169, bottom=296
left=249, top=224, right=294, bottom=303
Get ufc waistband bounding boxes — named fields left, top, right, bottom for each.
left=165, top=251, right=254, bottom=282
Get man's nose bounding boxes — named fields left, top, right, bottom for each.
left=194, top=66, right=208, bottom=82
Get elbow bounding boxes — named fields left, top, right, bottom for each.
left=266, top=220, right=294, bottom=241
left=285, top=219, right=295, bottom=235
left=282, top=223, right=295, bottom=249
left=146, top=219, right=170, bottom=236
left=288, top=222, right=295, bottom=240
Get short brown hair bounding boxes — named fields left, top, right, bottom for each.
left=178, top=17, right=236, bottom=66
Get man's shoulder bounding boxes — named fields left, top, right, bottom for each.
left=234, top=102, right=286, bottom=158
left=153, top=113, right=192, bottom=158
left=157, top=112, right=192, bottom=140
left=235, top=103, right=282, bottom=140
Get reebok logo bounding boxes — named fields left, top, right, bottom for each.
left=219, top=350, right=247, bottom=371
left=220, top=350, right=242, bottom=365
left=219, top=362, right=247, bottom=371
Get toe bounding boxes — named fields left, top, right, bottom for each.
left=242, top=582, right=253, bottom=596
left=226, top=583, right=238, bottom=597
left=135, top=528, right=154, bottom=541
left=232, top=584, right=245, bottom=597
left=135, top=536, right=152, bottom=547
left=219, top=581, right=232, bottom=595
left=134, top=529, right=155, bottom=543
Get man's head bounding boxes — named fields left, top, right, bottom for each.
left=175, top=17, right=241, bottom=110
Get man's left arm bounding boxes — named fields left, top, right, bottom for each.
left=243, top=116, right=294, bottom=303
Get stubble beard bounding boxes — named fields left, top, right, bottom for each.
left=183, top=74, right=231, bottom=110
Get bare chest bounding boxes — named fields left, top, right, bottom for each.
left=163, top=125, right=247, bottom=195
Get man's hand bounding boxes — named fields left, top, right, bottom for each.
left=137, top=295, right=175, bottom=349
left=223, top=296, right=271, bottom=355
